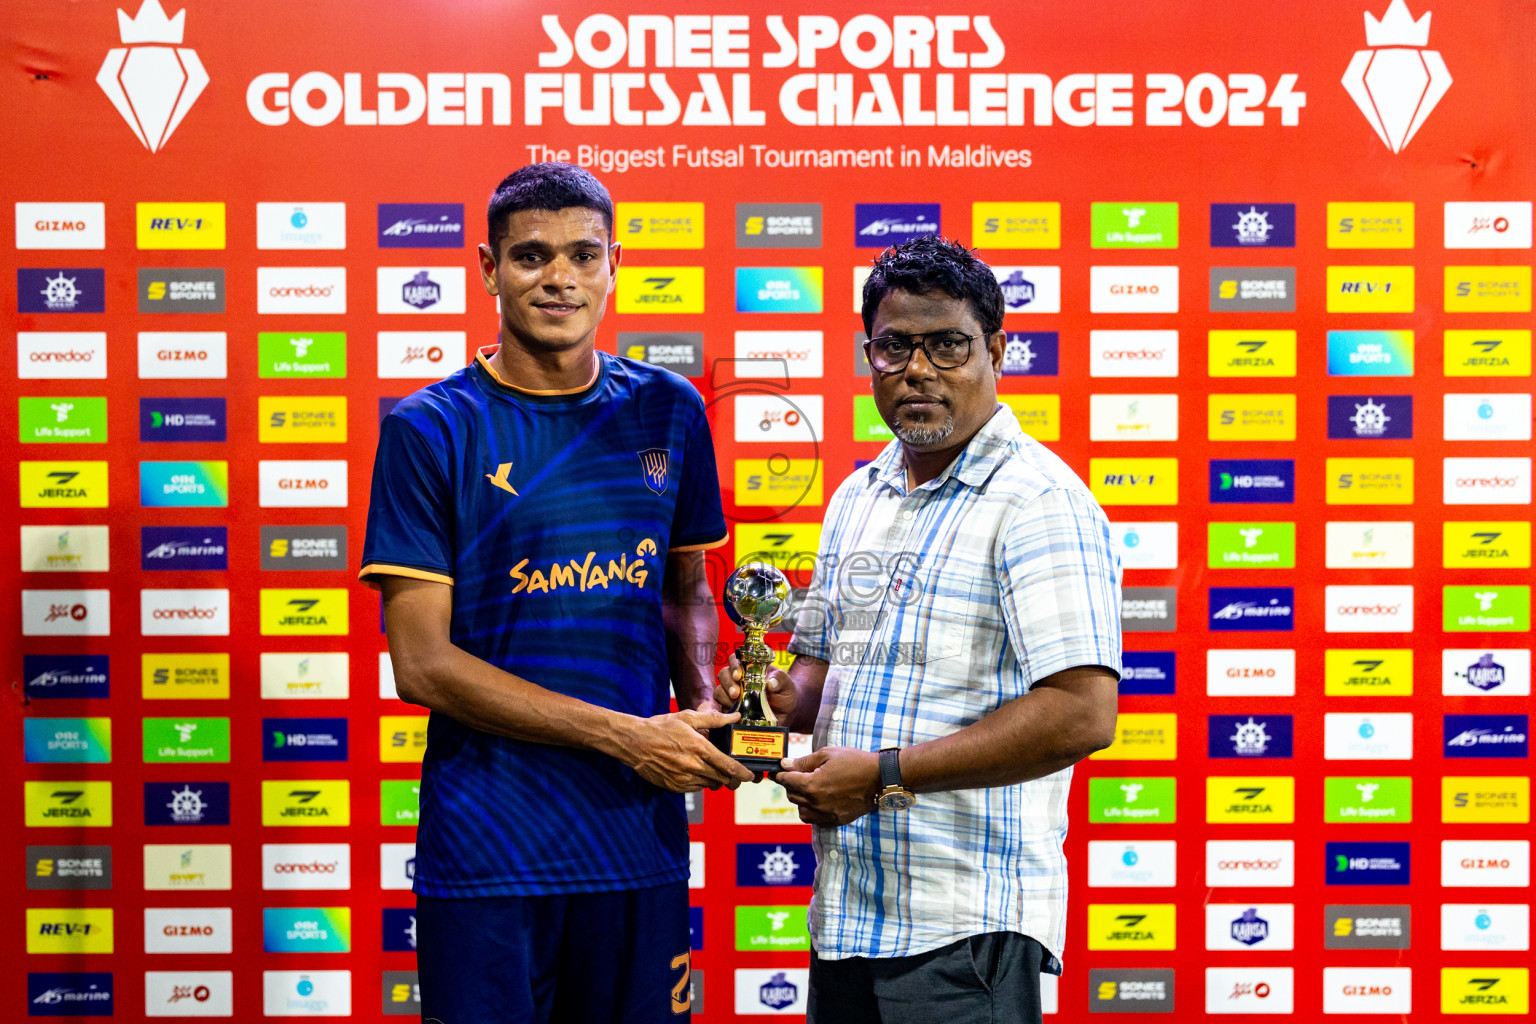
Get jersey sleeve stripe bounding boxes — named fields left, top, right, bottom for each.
left=358, top=563, right=456, bottom=588
left=668, top=534, right=730, bottom=553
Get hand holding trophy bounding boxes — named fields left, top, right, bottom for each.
left=712, top=562, right=792, bottom=773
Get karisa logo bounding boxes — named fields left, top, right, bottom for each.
left=1342, top=0, right=1452, bottom=153
left=97, top=0, right=208, bottom=152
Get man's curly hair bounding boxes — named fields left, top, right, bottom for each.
left=859, top=235, right=1004, bottom=337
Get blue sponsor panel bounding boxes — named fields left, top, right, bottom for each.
left=141, top=526, right=229, bottom=571
left=1002, top=332, right=1058, bottom=376
left=854, top=203, right=941, bottom=247
left=23, top=655, right=109, bottom=700
left=1209, top=587, right=1295, bottom=631
left=144, top=781, right=231, bottom=826
left=1209, top=459, right=1295, bottom=504
left=27, top=972, right=114, bottom=1016
left=140, top=397, right=227, bottom=442
left=381, top=907, right=417, bottom=951
left=378, top=203, right=465, bottom=248
left=263, top=718, right=349, bottom=762
left=736, top=843, right=816, bottom=887
left=18, top=268, right=106, bottom=313
left=1326, top=395, right=1413, bottom=439
left=1208, top=714, right=1294, bottom=758
left=1327, top=841, right=1411, bottom=885
left=1119, top=651, right=1176, bottom=695
left=690, top=906, right=704, bottom=950
left=1444, top=714, right=1529, bottom=758
left=1209, top=204, right=1296, bottom=248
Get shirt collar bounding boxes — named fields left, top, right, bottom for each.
left=868, top=404, right=1020, bottom=493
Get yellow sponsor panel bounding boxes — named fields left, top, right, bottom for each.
left=1445, top=329, right=1532, bottom=377
left=1089, top=458, right=1178, bottom=506
left=1208, top=330, right=1297, bottom=377
left=1325, top=458, right=1415, bottom=505
left=20, top=460, right=109, bottom=508
left=1445, top=266, right=1533, bottom=313
left=615, top=202, right=705, bottom=249
left=136, top=202, right=226, bottom=249
left=734, top=459, right=823, bottom=507
left=1001, top=394, right=1060, bottom=442
left=1092, top=713, right=1177, bottom=761
left=1442, top=968, right=1529, bottom=1015
left=1206, top=776, right=1296, bottom=823
left=1207, top=394, right=1296, bottom=441
left=27, top=907, right=113, bottom=954
left=1323, top=649, right=1413, bottom=696
left=260, top=588, right=350, bottom=636
left=1326, top=202, right=1415, bottom=248
left=972, top=202, right=1061, bottom=249
left=1444, top=522, right=1532, bottom=569
left=615, top=266, right=705, bottom=313
left=143, top=844, right=233, bottom=890
left=1442, top=777, right=1530, bottom=824
left=1327, top=265, right=1415, bottom=313
left=380, top=715, right=430, bottom=763
left=25, top=780, right=112, bottom=827
left=1086, top=904, right=1176, bottom=951
left=142, top=652, right=231, bottom=699
left=258, top=396, right=348, bottom=443
left=261, top=779, right=351, bottom=826
left=734, top=523, right=822, bottom=570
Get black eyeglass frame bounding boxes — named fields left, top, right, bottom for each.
left=862, top=331, right=986, bottom=373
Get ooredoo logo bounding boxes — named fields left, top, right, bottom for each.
left=98, top=0, right=208, bottom=153
left=261, top=844, right=352, bottom=890
left=140, top=589, right=229, bottom=636
left=257, top=268, right=346, bottom=314
left=1326, top=585, right=1414, bottom=632
left=18, top=333, right=108, bottom=379
left=1089, top=331, right=1179, bottom=377
left=1444, top=458, right=1532, bottom=505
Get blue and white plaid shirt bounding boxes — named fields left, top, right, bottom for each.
left=788, top=405, right=1122, bottom=969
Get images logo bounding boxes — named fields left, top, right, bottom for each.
left=1210, top=204, right=1296, bottom=248
left=97, top=0, right=207, bottom=152
left=1342, top=0, right=1451, bottom=153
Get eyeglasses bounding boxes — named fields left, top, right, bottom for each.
left=864, top=331, right=980, bottom=373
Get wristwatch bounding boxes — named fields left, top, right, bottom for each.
left=875, top=747, right=916, bottom=810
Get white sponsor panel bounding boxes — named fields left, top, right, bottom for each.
left=145, top=970, right=234, bottom=1017
left=1089, top=394, right=1179, bottom=441
left=141, top=589, right=230, bottom=637
left=689, top=841, right=705, bottom=889
left=1444, top=457, right=1532, bottom=505
left=138, top=332, right=228, bottom=379
left=734, top=331, right=824, bottom=378
left=734, top=968, right=810, bottom=1015
left=852, top=267, right=871, bottom=313
left=1440, top=904, right=1530, bottom=951
left=256, top=203, right=347, bottom=249
left=1088, top=330, right=1179, bottom=377
left=1444, top=394, right=1532, bottom=441
left=735, top=394, right=822, bottom=444
left=1109, top=522, right=1179, bottom=570
left=17, top=332, right=108, bottom=379
left=263, top=844, right=352, bottom=891
left=376, top=266, right=467, bottom=314
left=16, top=202, right=106, bottom=249
left=21, top=525, right=110, bottom=572
left=735, top=778, right=800, bottom=824
left=1207, top=649, right=1296, bottom=696
left=22, top=588, right=110, bottom=636
left=1444, top=201, right=1533, bottom=249
left=259, top=461, right=348, bottom=508
left=1205, top=903, right=1295, bottom=951
left=1324, top=521, right=1414, bottom=569
left=1205, top=967, right=1294, bottom=1014
left=1442, top=648, right=1532, bottom=697
left=1087, top=840, right=1178, bottom=887
left=262, top=970, right=351, bottom=1016
left=1322, top=967, right=1412, bottom=1015
left=144, top=907, right=232, bottom=954
left=1325, top=585, right=1414, bottom=633
left=1041, top=974, right=1059, bottom=1016
left=261, top=652, right=350, bottom=700
left=1206, top=840, right=1295, bottom=888
left=1443, top=840, right=1530, bottom=887
left=380, top=843, right=415, bottom=891
left=379, top=652, right=398, bottom=700
left=1324, top=713, right=1414, bottom=760
left=376, top=331, right=466, bottom=379
left=258, top=267, right=346, bottom=314
left=1090, top=266, right=1179, bottom=313
left=993, top=266, right=1061, bottom=313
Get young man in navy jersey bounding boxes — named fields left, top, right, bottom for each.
left=360, top=163, right=752, bottom=1023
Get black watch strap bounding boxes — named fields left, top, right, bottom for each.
left=878, top=747, right=902, bottom=790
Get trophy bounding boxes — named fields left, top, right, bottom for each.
left=712, top=562, right=791, bottom=773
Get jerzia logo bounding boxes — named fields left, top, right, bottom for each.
left=1342, top=1, right=1452, bottom=153
left=97, top=0, right=208, bottom=152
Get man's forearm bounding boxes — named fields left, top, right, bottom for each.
left=780, top=654, right=829, bottom=733
left=663, top=551, right=720, bottom=709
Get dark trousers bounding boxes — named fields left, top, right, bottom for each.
left=808, top=931, right=1047, bottom=1024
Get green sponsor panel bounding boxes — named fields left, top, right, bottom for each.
left=380, top=779, right=421, bottom=825
left=1208, top=522, right=1296, bottom=568
left=735, top=906, right=811, bottom=951
left=1091, top=202, right=1179, bottom=248
left=258, top=332, right=347, bottom=378
left=143, top=717, right=231, bottom=763
left=1324, top=777, right=1412, bottom=823
left=1088, top=777, right=1176, bottom=823
left=19, top=397, right=107, bottom=443
left=1444, top=585, right=1532, bottom=632
left=853, top=395, right=894, bottom=442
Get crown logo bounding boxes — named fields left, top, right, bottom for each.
left=1341, top=1, right=1451, bottom=153
left=1364, top=0, right=1431, bottom=46
left=118, top=0, right=185, bottom=44
left=96, top=0, right=208, bottom=152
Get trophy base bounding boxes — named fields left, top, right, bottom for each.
left=711, top=722, right=790, bottom=774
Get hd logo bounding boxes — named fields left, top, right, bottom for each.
left=615, top=267, right=704, bottom=313
left=261, top=780, right=350, bottom=826
left=1086, top=905, right=1176, bottom=950
left=260, top=589, right=349, bottom=636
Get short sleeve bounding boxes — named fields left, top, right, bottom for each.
left=358, top=413, right=455, bottom=589
left=995, top=486, right=1123, bottom=687
left=668, top=412, right=728, bottom=552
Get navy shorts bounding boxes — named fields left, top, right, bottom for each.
left=415, top=881, right=692, bottom=1024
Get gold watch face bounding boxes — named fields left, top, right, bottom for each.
left=879, top=789, right=914, bottom=811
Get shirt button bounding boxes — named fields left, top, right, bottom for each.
left=826, top=849, right=841, bottom=861
left=831, top=708, right=843, bottom=723
left=903, top=510, right=915, bottom=521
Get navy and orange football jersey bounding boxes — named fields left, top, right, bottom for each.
left=361, top=346, right=727, bottom=897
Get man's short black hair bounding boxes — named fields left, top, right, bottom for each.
left=860, top=235, right=1004, bottom=338
left=486, top=162, right=614, bottom=253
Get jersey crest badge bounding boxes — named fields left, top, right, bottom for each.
left=639, top=448, right=669, bottom=495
